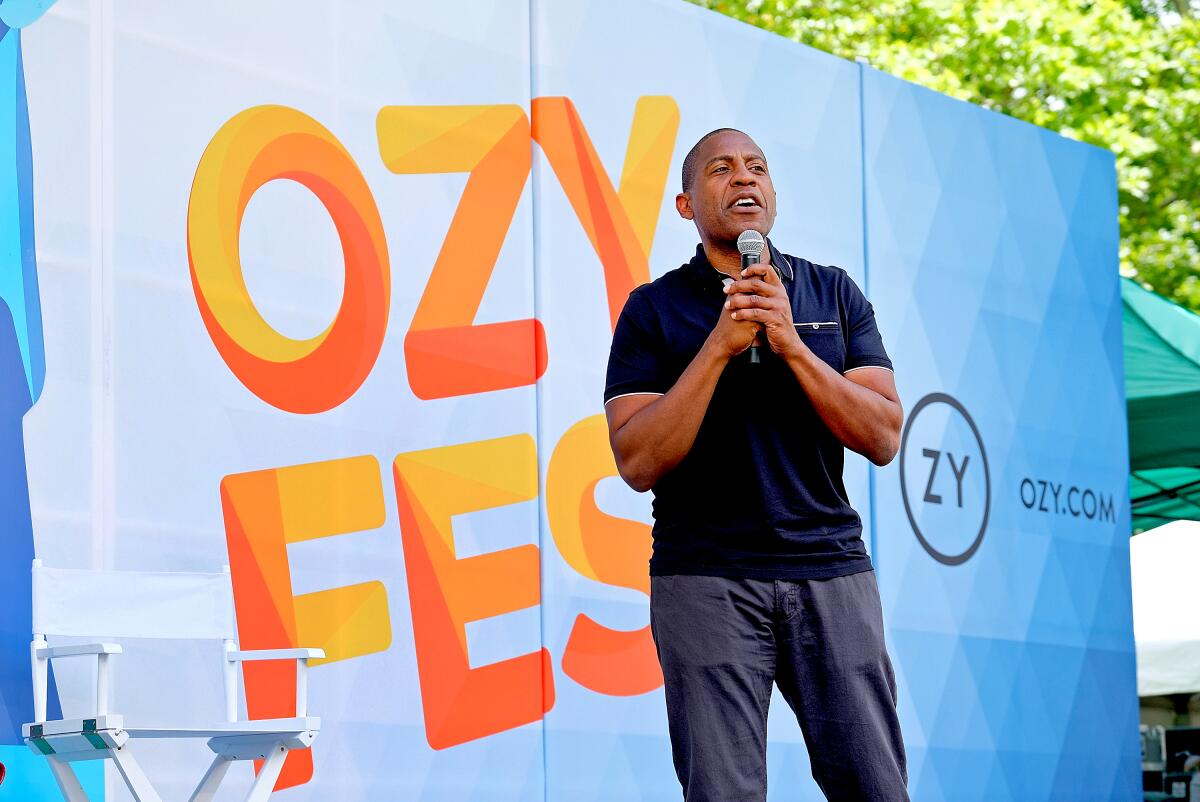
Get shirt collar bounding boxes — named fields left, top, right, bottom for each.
left=685, top=237, right=794, bottom=287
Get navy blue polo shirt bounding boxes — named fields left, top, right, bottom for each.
left=604, top=240, right=893, bottom=580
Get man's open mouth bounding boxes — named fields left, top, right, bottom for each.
left=730, top=195, right=761, bottom=210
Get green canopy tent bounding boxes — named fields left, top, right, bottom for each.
left=1125, top=277, right=1200, bottom=534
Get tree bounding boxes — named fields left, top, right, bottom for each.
left=690, top=0, right=1200, bottom=312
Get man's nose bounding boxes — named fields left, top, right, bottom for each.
left=731, top=163, right=757, bottom=184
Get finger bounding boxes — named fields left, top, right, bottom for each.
left=739, top=264, right=772, bottom=280
left=740, top=264, right=781, bottom=285
left=725, top=293, right=774, bottom=310
left=723, top=278, right=775, bottom=296
left=730, top=308, right=771, bottom=323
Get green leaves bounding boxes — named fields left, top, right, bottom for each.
left=691, top=0, right=1200, bottom=312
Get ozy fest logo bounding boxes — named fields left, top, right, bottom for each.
left=187, top=98, right=679, bottom=788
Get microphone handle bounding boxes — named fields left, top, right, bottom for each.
left=742, top=252, right=762, bottom=364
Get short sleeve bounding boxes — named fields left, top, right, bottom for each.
left=840, top=273, right=894, bottom=373
left=604, top=287, right=670, bottom=404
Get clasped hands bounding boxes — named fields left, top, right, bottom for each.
left=710, top=264, right=803, bottom=359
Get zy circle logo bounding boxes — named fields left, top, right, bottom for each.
left=899, top=393, right=990, bottom=566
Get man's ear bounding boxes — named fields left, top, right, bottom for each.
left=676, top=192, right=693, bottom=220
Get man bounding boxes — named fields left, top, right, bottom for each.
left=604, top=129, right=909, bottom=801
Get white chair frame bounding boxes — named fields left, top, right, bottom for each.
left=21, top=560, right=324, bottom=802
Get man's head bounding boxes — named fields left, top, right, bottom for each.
left=676, top=128, right=776, bottom=249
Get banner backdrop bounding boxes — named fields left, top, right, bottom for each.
left=863, top=72, right=1137, bottom=798
left=0, top=1, right=1137, bottom=800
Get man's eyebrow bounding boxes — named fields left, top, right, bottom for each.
left=705, top=153, right=768, bottom=169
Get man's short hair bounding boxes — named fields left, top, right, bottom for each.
left=681, top=127, right=747, bottom=192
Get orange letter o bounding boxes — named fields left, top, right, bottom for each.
left=187, top=105, right=389, bottom=413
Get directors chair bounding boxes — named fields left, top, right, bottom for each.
left=22, top=559, right=323, bottom=802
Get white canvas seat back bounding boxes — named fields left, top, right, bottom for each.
left=32, top=561, right=236, bottom=642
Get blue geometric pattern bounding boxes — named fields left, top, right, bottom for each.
left=0, top=8, right=56, bottom=751
left=0, top=298, right=44, bottom=745
left=0, top=20, right=46, bottom=404
left=0, top=747, right=102, bottom=801
left=863, top=67, right=1139, bottom=801
left=0, top=11, right=67, bottom=802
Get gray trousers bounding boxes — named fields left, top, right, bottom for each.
left=649, top=570, right=909, bottom=801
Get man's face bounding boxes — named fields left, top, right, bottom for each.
left=677, top=131, right=777, bottom=246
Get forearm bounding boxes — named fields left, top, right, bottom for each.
left=610, top=339, right=730, bottom=491
left=783, top=345, right=901, bottom=465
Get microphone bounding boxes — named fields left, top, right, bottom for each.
left=737, top=230, right=766, bottom=364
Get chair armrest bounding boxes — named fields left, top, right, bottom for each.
left=226, top=648, right=324, bottom=717
left=34, top=643, right=123, bottom=659
left=226, top=648, right=324, bottom=663
left=30, top=641, right=121, bottom=722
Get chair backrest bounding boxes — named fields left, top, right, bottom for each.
left=31, top=560, right=237, bottom=642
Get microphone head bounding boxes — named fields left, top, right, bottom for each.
left=737, top=229, right=765, bottom=257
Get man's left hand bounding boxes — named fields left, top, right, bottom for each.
left=723, top=264, right=803, bottom=358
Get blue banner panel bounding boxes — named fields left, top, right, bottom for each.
left=0, top=747, right=102, bottom=801
left=862, top=67, right=1139, bottom=801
